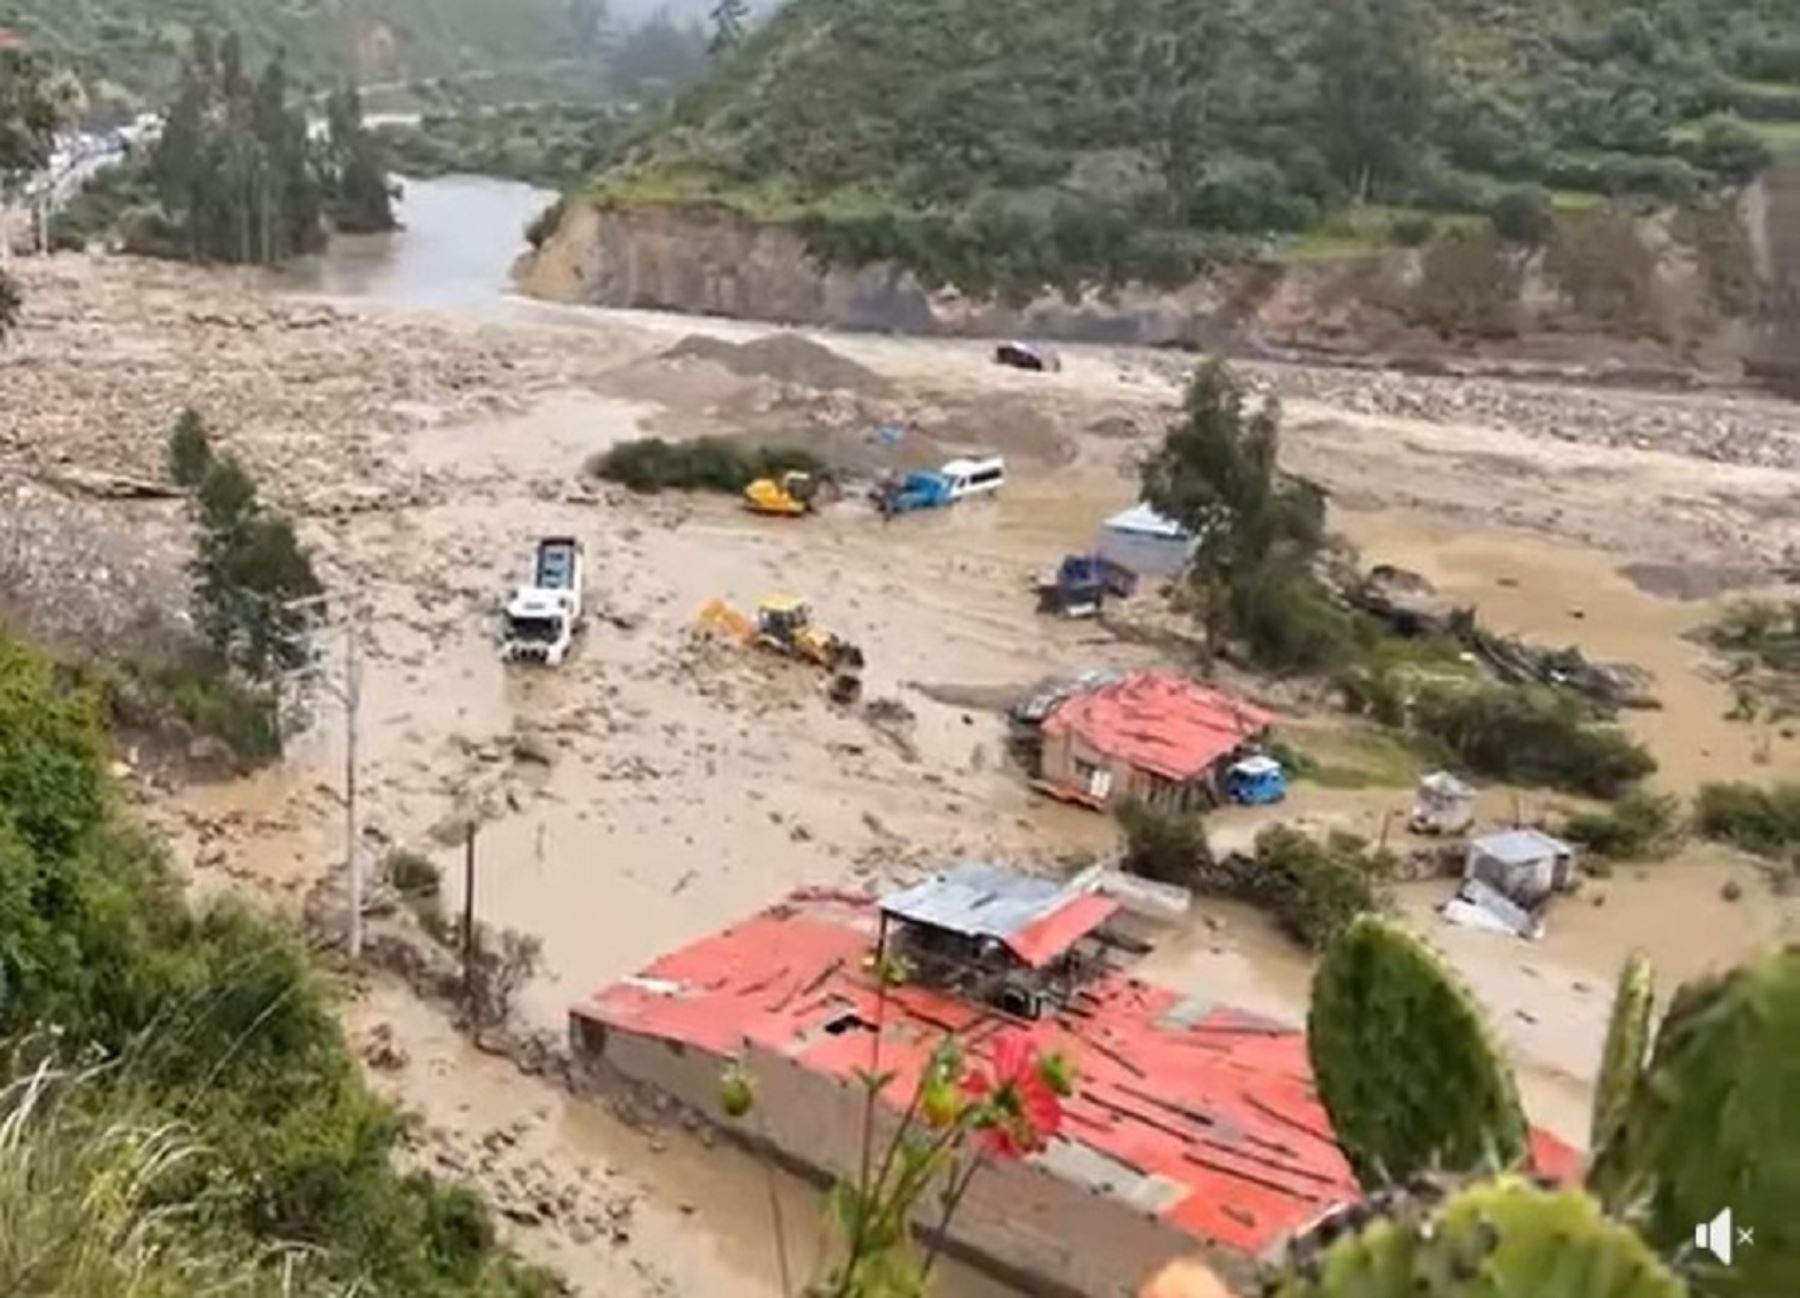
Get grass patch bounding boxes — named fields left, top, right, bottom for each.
left=587, top=436, right=827, bottom=494
left=1694, top=781, right=1800, bottom=862
left=1273, top=725, right=1423, bottom=791
left=1410, top=680, right=1655, bottom=799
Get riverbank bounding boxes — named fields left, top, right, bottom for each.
left=4, top=243, right=1798, bottom=1292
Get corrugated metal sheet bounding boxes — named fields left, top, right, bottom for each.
left=1469, top=828, right=1572, bottom=866
left=879, top=863, right=1065, bottom=940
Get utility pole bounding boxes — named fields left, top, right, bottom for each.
left=280, top=593, right=364, bottom=959
left=462, top=820, right=478, bottom=1015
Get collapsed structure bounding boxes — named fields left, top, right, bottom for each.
left=573, top=865, right=1575, bottom=1295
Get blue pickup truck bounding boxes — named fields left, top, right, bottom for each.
left=1036, top=553, right=1138, bottom=618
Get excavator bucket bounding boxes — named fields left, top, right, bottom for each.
left=697, top=599, right=754, bottom=642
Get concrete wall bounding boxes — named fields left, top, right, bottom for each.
left=579, top=1017, right=1222, bottom=1297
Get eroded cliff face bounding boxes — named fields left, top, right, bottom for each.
left=1748, top=161, right=1800, bottom=387
left=515, top=200, right=1257, bottom=345
left=517, top=198, right=1769, bottom=375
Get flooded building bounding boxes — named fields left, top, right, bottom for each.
left=1095, top=503, right=1197, bottom=579
left=572, top=875, right=1576, bottom=1295
left=1034, top=669, right=1272, bottom=810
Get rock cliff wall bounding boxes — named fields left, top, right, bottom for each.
left=1748, top=160, right=1800, bottom=387
left=517, top=198, right=1772, bottom=376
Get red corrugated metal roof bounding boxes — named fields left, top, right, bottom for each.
left=1041, top=671, right=1273, bottom=783
left=580, top=892, right=1348, bottom=1257
left=1004, top=893, right=1120, bottom=967
left=578, top=891, right=1582, bottom=1260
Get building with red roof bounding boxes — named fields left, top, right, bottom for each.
left=572, top=873, right=1582, bottom=1295
left=1036, top=669, right=1273, bottom=811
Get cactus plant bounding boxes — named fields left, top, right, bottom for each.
left=1264, top=1174, right=1688, bottom=1297
left=1587, top=945, right=1800, bottom=1298
left=1590, top=950, right=1655, bottom=1167
left=1308, top=915, right=1527, bottom=1188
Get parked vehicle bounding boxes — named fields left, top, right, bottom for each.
left=872, top=455, right=1004, bottom=515
left=994, top=341, right=1060, bottom=372
left=1037, top=553, right=1138, bottom=618
left=1225, top=756, right=1287, bottom=805
left=940, top=455, right=1006, bottom=500
left=501, top=537, right=585, bottom=665
left=744, top=470, right=821, bottom=516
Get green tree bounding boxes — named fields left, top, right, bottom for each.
left=182, top=452, right=323, bottom=682
left=1, top=49, right=73, bottom=339
left=324, top=83, right=396, bottom=234
left=1140, top=361, right=1333, bottom=665
left=1312, top=0, right=1432, bottom=199
left=1308, top=915, right=1528, bottom=1187
left=166, top=407, right=215, bottom=488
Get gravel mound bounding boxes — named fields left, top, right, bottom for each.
left=663, top=332, right=890, bottom=395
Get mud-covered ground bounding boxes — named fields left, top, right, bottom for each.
left=5, top=253, right=1800, bottom=1297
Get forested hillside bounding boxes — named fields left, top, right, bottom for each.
left=592, top=0, right=1800, bottom=296
left=0, top=0, right=586, bottom=101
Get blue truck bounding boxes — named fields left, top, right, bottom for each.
left=874, top=470, right=954, bottom=515
left=1036, top=553, right=1138, bottom=618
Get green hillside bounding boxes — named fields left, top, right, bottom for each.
left=0, top=0, right=585, bottom=103
left=592, top=0, right=1800, bottom=296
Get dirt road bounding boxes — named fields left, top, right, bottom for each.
left=5, top=253, right=1799, bottom=1295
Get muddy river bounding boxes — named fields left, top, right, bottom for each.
left=162, top=177, right=1790, bottom=1296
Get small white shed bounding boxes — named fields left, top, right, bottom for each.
left=1464, top=829, right=1576, bottom=910
left=1095, top=503, right=1196, bottom=578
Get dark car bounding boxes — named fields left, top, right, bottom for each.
left=994, top=341, right=1061, bottom=372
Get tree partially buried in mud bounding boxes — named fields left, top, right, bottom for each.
left=1140, top=361, right=1347, bottom=672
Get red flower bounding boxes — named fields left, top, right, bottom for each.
left=960, top=1030, right=1065, bottom=1159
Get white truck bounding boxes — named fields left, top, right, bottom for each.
left=500, top=537, right=585, bottom=665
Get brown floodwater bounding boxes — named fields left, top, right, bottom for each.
left=161, top=193, right=1799, bottom=1294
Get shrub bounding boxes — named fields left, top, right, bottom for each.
left=1545, top=207, right=1660, bottom=332
left=1694, top=781, right=1800, bottom=860
left=524, top=196, right=565, bottom=249
left=1707, top=598, right=1800, bottom=674
left=588, top=436, right=827, bottom=494
left=1409, top=226, right=1522, bottom=336
left=1387, top=213, right=1437, bottom=247
left=387, top=849, right=441, bottom=898
left=0, top=631, right=107, bottom=860
left=1688, top=118, right=1774, bottom=185
left=166, top=408, right=214, bottom=488
left=1488, top=185, right=1554, bottom=245
left=1185, top=827, right=1387, bottom=950
left=1561, top=790, right=1681, bottom=860
left=1410, top=680, right=1655, bottom=798
left=1117, top=800, right=1210, bottom=885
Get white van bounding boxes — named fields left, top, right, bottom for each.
left=940, top=455, right=1006, bottom=501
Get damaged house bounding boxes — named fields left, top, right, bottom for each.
left=1030, top=669, right=1272, bottom=811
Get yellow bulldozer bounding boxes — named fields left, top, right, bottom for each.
left=698, top=595, right=866, bottom=701
left=743, top=471, right=821, bottom=517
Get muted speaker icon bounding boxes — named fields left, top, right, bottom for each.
left=1694, top=1207, right=1737, bottom=1265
